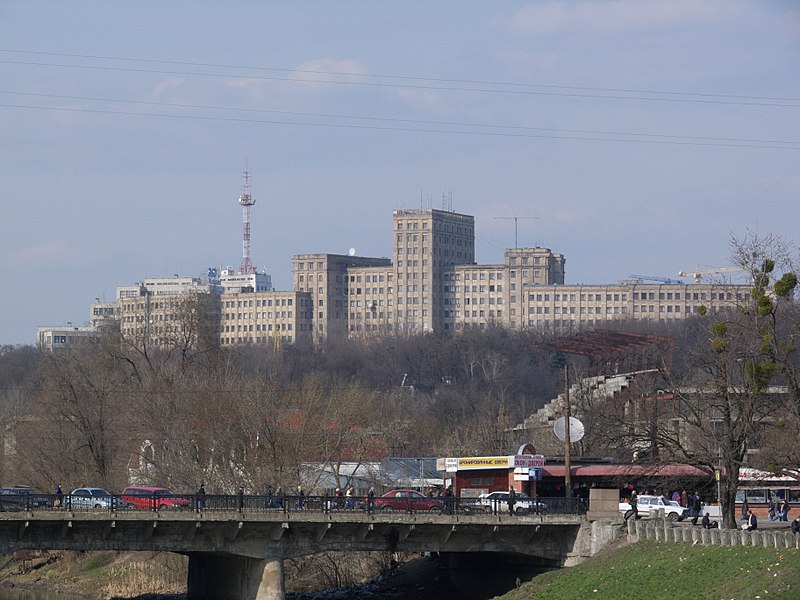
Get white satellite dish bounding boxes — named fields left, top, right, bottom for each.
left=348, top=247, right=356, bottom=256
left=553, top=416, right=585, bottom=443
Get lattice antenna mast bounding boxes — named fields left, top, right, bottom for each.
left=238, top=170, right=257, bottom=275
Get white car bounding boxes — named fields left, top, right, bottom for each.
left=478, top=491, right=547, bottom=514
left=619, top=495, right=687, bottom=521
left=67, top=487, right=117, bottom=510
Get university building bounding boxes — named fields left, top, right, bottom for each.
left=38, top=207, right=749, bottom=350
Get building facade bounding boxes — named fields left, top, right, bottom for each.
left=41, top=207, right=750, bottom=350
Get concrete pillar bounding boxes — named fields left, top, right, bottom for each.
left=710, top=529, right=720, bottom=545
left=187, top=553, right=284, bottom=600
left=741, top=530, right=750, bottom=546
left=682, top=528, right=691, bottom=543
left=751, top=531, right=761, bottom=547
left=700, top=529, right=710, bottom=544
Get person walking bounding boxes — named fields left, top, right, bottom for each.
left=237, top=485, right=245, bottom=511
left=627, top=489, right=639, bottom=521
left=507, top=486, right=517, bottom=516
left=779, top=498, right=790, bottom=522
left=297, top=484, right=305, bottom=510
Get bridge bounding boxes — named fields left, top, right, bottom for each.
left=0, top=494, right=621, bottom=600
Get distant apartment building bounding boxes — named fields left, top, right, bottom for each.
left=40, top=207, right=750, bottom=349
left=36, top=324, right=99, bottom=351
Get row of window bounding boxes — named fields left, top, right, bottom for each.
left=221, top=323, right=293, bottom=332
left=223, top=311, right=293, bottom=320
left=222, top=298, right=294, bottom=308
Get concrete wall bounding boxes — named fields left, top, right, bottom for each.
left=627, top=518, right=800, bottom=550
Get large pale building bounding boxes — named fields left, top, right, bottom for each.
left=39, top=207, right=750, bottom=350
left=289, top=207, right=745, bottom=339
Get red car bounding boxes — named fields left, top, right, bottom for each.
left=374, top=489, right=444, bottom=512
left=120, top=486, right=190, bottom=510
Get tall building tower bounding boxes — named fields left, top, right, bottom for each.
left=392, top=208, right=475, bottom=333
left=238, top=170, right=257, bottom=275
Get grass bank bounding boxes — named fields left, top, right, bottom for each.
left=498, top=540, right=800, bottom=600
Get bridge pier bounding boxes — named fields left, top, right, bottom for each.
left=187, top=553, right=284, bottom=600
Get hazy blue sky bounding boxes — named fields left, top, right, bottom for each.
left=1, top=1, right=798, bottom=345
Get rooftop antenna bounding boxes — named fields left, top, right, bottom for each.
left=494, top=212, right=538, bottom=249
left=238, top=168, right=257, bottom=275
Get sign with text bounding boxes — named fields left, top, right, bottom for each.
left=513, top=454, right=546, bottom=468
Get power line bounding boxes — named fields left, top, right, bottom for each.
left=2, top=49, right=798, bottom=105
left=2, top=89, right=797, bottom=148
left=1, top=57, right=799, bottom=109
left=1, top=103, right=797, bottom=151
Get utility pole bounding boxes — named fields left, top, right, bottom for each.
left=564, top=364, right=572, bottom=499
left=494, top=213, right=538, bottom=249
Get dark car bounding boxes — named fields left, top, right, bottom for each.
left=374, top=489, right=444, bottom=512
left=120, top=486, right=190, bottom=510
left=0, top=486, right=52, bottom=510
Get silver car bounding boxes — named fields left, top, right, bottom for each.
left=67, top=487, right=116, bottom=509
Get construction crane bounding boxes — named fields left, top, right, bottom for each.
left=629, top=274, right=683, bottom=284
left=677, top=264, right=743, bottom=283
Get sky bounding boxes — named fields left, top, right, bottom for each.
left=1, top=1, right=798, bottom=345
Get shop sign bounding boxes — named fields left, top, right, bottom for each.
left=513, top=454, right=545, bottom=468
left=456, top=456, right=509, bottom=470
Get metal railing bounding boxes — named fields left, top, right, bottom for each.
left=0, top=492, right=587, bottom=516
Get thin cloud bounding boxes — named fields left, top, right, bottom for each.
left=499, top=0, right=746, bottom=35
left=10, top=240, right=80, bottom=264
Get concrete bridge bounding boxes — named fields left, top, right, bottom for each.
left=0, top=504, right=620, bottom=600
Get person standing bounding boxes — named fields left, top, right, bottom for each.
left=507, top=486, right=517, bottom=516
left=237, top=485, right=245, bottom=511
left=197, top=483, right=206, bottom=510
left=367, top=486, right=375, bottom=514
left=54, top=484, right=63, bottom=508
left=297, top=484, right=305, bottom=510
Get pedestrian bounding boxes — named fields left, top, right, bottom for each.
left=275, top=485, right=284, bottom=509
left=691, top=491, right=702, bottom=525
left=54, top=484, right=63, bottom=508
left=297, top=484, right=305, bottom=510
left=791, top=515, right=800, bottom=534
left=742, top=509, right=758, bottom=531
left=367, top=486, right=375, bottom=514
left=197, top=483, right=207, bottom=510
left=237, top=485, right=245, bottom=511
left=507, top=486, right=517, bottom=516
left=345, top=486, right=354, bottom=510
left=680, top=489, right=688, bottom=508
left=627, top=489, right=639, bottom=521
left=741, top=497, right=749, bottom=521
left=779, top=498, right=790, bottom=522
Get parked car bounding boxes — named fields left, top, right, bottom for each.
left=67, top=488, right=117, bottom=510
left=0, top=486, right=52, bottom=510
left=120, top=486, right=190, bottom=510
left=374, top=489, right=444, bottom=512
left=478, top=491, right=547, bottom=514
left=619, top=494, right=687, bottom=521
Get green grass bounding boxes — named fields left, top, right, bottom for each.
left=498, top=541, right=800, bottom=600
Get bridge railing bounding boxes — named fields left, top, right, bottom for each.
left=0, top=492, right=587, bottom=516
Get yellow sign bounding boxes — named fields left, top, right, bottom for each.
left=457, top=456, right=510, bottom=470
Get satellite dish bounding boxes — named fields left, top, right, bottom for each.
left=348, top=247, right=356, bottom=256
left=553, top=417, right=585, bottom=443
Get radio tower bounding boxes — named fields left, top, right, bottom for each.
left=238, top=170, right=257, bottom=275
